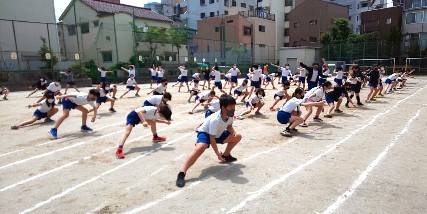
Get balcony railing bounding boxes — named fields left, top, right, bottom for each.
left=238, top=10, right=275, bottom=21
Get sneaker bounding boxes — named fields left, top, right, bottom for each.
left=313, top=116, right=323, bottom=122
left=365, top=99, right=370, bottom=103
left=222, top=154, right=237, bottom=162
left=49, top=128, right=58, bottom=139
left=81, top=125, right=93, bottom=132
left=112, top=97, right=117, bottom=100
left=240, top=99, right=246, bottom=103
left=188, top=111, right=193, bottom=114
left=176, top=172, right=186, bottom=187
left=280, top=129, right=292, bottom=137
left=255, top=111, right=262, bottom=115
left=109, top=108, right=116, bottom=113
left=345, top=103, right=350, bottom=108
left=236, top=115, right=244, bottom=120
left=153, top=136, right=166, bottom=143
left=291, top=128, right=298, bottom=132
left=300, top=122, right=308, bottom=127
left=44, top=118, right=54, bottom=123
left=334, top=109, right=343, bottom=113
left=324, top=114, right=333, bottom=118
left=357, top=102, right=364, bottom=106
left=370, top=98, right=377, bottom=101
left=3, top=97, right=8, bottom=100
left=11, top=125, right=19, bottom=130
left=187, top=99, right=191, bottom=103
left=116, top=148, right=125, bottom=159
left=135, top=94, right=140, bottom=97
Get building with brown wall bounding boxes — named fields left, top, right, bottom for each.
left=360, top=6, right=403, bottom=36
left=289, top=0, right=349, bottom=47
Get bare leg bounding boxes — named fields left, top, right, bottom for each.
left=53, top=109, right=70, bottom=129
left=180, top=143, right=208, bottom=173
left=222, top=133, right=242, bottom=156
left=17, top=117, right=39, bottom=127
left=27, top=89, right=39, bottom=98
left=75, top=105, right=89, bottom=126
left=118, top=125, right=133, bottom=147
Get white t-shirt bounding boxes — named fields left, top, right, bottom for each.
left=68, top=93, right=95, bottom=107
left=261, top=74, right=267, bottom=80
left=180, top=68, right=188, bottom=76
left=155, top=84, right=167, bottom=94
left=134, top=106, right=159, bottom=121
left=249, top=94, right=261, bottom=104
left=213, top=70, right=221, bottom=82
left=388, top=73, right=398, bottom=80
left=310, top=69, right=319, bottom=82
left=322, top=69, right=330, bottom=76
left=146, top=95, right=163, bottom=106
left=281, top=67, right=292, bottom=77
left=126, top=69, right=136, bottom=77
left=99, top=88, right=108, bottom=97
left=127, top=78, right=136, bottom=86
left=299, top=68, right=306, bottom=77
left=229, top=68, right=240, bottom=76
left=47, top=82, right=61, bottom=92
left=99, top=69, right=108, bottom=77
left=157, top=69, right=165, bottom=78
left=192, top=73, right=200, bottom=78
left=252, top=69, right=262, bottom=81
left=199, top=91, right=212, bottom=100
left=274, top=89, right=288, bottom=97
left=37, top=100, right=54, bottom=113
left=235, top=84, right=248, bottom=92
left=225, top=73, right=232, bottom=79
left=280, top=97, right=303, bottom=113
left=335, top=70, right=343, bottom=79
left=304, top=87, right=324, bottom=102
left=197, top=111, right=233, bottom=138
left=150, top=68, right=157, bottom=76
left=208, top=100, right=220, bottom=112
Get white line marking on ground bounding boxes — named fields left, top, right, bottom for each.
left=225, top=85, right=427, bottom=214
left=322, top=108, right=423, bottom=214
left=19, top=132, right=194, bottom=214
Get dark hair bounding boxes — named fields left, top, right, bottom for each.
left=163, top=92, right=172, bottom=101
left=209, top=90, right=216, bottom=96
left=101, top=82, right=108, bottom=93
left=89, top=89, right=101, bottom=97
left=285, top=63, right=290, bottom=66
left=219, top=94, right=236, bottom=108
left=312, top=62, right=319, bottom=66
left=336, top=66, right=343, bottom=71
left=194, top=79, right=200, bottom=84
left=344, top=82, right=352, bottom=87
left=45, top=92, right=55, bottom=107
left=283, top=81, right=291, bottom=87
left=292, top=87, right=304, bottom=97
left=322, top=81, right=332, bottom=88
left=160, top=78, right=168, bottom=83
left=256, top=88, right=265, bottom=97
left=253, top=64, right=259, bottom=69
left=213, top=66, right=219, bottom=71
left=55, top=78, right=61, bottom=82
left=159, top=104, right=172, bottom=120
left=242, top=79, right=248, bottom=84
left=100, top=67, right=106, bottom=71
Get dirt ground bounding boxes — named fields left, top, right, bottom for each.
left=0, top=76, right=426, bottom=214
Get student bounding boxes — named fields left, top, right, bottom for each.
left=324, top=82, right=355, bottom=118
left=271, top=63, right=292, bottom=86
left=62, top=69, right=80, bottom=94
left=176, top=94, right=242, bottom=187
left=247, top=64, right=262, bottom=98
left=298, top=58, right=327, bottom=90
left=109, top=83, right=118, bottom=99
left=120, top=74, right=140, bottom=98
left=148, top=78, right=168, bottom=96
left=277, top=88, right=325, bottom=137
left=397, top=69, right=414, bottom=88
left=116, top=105, right=172, bottom=159
left=143, top=92, right=172, bottom=108
left=48, top=89, right=100, bottom=139
left=366, top=67, right=380, bottom=103
left=156, top=66, right=165, bottom=84
left=269, top=81, right=291, bottom=111
left=346, top=65, right=364, bottom=106
left=319, top=63, right=330, bottom=85
left=98, top=67, right=113, bottom=83
left=263, top=72, right=277, bottom=89
left=235, top=88, right=265, bottom=119
left=228, top=64, right=240, bottom=94
left=178, top=65, right=190, bottom=92
left=189, top=90, right=217, bottom=114
left=11, top=93, right=58, bottom=129
left=223, top=73, right=232, bottom=90
left=211, top=66, right=227, bottom=94
left=188, top=79, right=201, bottom=102
left=90, top=83, right=116, bottom=113
left=232, top=79, right=249, bottom=102
left=0, top=85, right=9, bottom=100
left=149, top=64, right=157, bottom=89
left=172, top=74, right=183, bottom=87
left=333, top=66, right=344, bottom=86
left=383, top=71, right=401, bottom=94
left=37, top=79, right=62, bottom=104
left=192, top=72, right=201, bottom=82
left=27, top=77, right=48, bottom=98
left=202, top=66, right=211, bottom=90
left=121, top=65, right=136, bottom=78
left=300, top=81, right=333, bottom=127
left=297, top=66, right=307, bottom=89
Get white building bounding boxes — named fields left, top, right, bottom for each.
left=144, top=0, right=180, bottom=18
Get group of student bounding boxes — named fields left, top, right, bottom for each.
left=3, top=60, right=414, bottom=189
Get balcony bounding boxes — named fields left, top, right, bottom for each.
left=238, top=10, right=275, bottom=21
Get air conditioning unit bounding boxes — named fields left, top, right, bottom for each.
left=106, top=36, right=111, bottom=40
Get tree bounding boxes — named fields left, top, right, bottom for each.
left=330, top=18, right=352, bottom=43
left=167, top=27, right=188, bottom=64
left=229, top=45, right=247, bottom=64
left=38, top=36, right=58, bottom=69
left=384, top=26, right=405, bottom=58
left=320, top=32, right=333, bottom=45
left=134, top=24, right=168, bottom=64
left=407, top=41, right=420, bottom=58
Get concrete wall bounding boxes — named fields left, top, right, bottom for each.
left=279, top=47, right=321, bottom=73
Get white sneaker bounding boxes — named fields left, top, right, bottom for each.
left=300, top=122, right=308, bottom=127
left=236, top=115, right=244, bottom=120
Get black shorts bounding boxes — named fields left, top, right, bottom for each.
left=351, top=82, right=362, bottom=93
left=37, top=85, right=47, bottom=90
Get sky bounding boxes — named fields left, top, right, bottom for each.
left=53, top=0, right=161, bottom=20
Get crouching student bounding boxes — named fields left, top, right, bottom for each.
left=235, top=88, right=265, bottom=119
left=189, top=90, right=217, bottom=114
left=277, top=88, right=325, bottom=137
left=116, top=105, right=172, bottom=159
left=269, top=81, right=291, bottom=111
left=11, top=93, right=58, bottom=129
left=232, top=79, right=249, bottom=102
left=89, top=83, right=116, bottom=113
left=324, top=82, right=355, bottom=118
left=147, top=78, right=168, bottom=96
left=176, top=94, right=242, bottom=187
left=48, top=89, right=100, bottom=139
left=143, top=93, right=172, bottom=108
left=300, top=81, right=333, bottom=127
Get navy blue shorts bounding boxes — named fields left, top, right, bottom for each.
left=325, top=95, right=335, bottom=104
left=250, top=81, right=260, bottom=89
left=234, top=90, right=242, bottom=96
left=190, top=90, right=199, bottom=96
left=224, top=77, right=229, bottom=81
left=274, top=94, right=284, bottom=100
left=369, top=81, right=378, bottom=88
left=299, top=76, right=306, bottom=83
left=214, top=81, right=223, bottom=89
left=127, top=86, right=135, bottom=90
left=231, top=76, right=238, bottom=83
left=281, top=76, right=288, bottom=83
left=33, top=109, right=48, bottom=119
left=100, top=77, right=107, bottom=83
left=96, top=96, right=108, bottom=104
left=334, top=78, right=342, bottom=86
left=197, top=131, right=230, bottom=147
left=385, top=79, right=392, bottom=84
left=266, top=76, right=272, bottom=82
left=277, top=110, right=291, bottom=124
left=308, top=81, right=317, bottom=90
left=179, top=76, right=188, bottom=82
left=153, top=91, right=163, bottom=95
left=151, top=76, right=157, bottom=81
left=67, top=81, right=76, bottom=86
left=62, top=98, right=77, bottom=110
left=246, top=102, right=257, bottom=108
left=143, top=100, right=154, bottom=107
left=318, top=78, right=327, bottom=85
left=204, top=75, right=210, bottom=80
left=126, top=111, right=141, bottom=127
left=157, top=77, right=163, bottom=83
left=210, top=75, right=215, bottom=80
left=205, top=109, right=215, bottom=118
left=195, top=95, right=206, bottom=103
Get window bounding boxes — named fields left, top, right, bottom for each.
left=201, top=13, right=206, bottom=18
left=284, top=43, right=290, bottom=47
left=210, top=12, right=215, bottom=17
left=226, top=20, right=234, bottom=23
left=165, top=52, right=177, bottom=61
left=215, top=26, right=220, bottom=32
left=209, top=0, right=214, bottom=3
left=361, top=2, right=369, bottom=7
left=80, top=23, right=89, bottom=34
left=357, top=15, right=359, bottom=21
left=224, top=0, right=229, bottom=6
left=310, top=20, right=317, bottom=25
left=285, top=0, right=293, bottom=6
left=67, top=25, right=76, bottom=36
left=294, top=22, right=301, bottom=28
left=243, top=26, right=252, bottom=36
left=259, top=44, right=266, bottom=47
left=224, top=10, right=229, bottom=15
left=231, top=0, right=236, bottom=6
left=217, top=11, right=219, bottom=16
left=386, top=18, right=392, bottom=24
left=284, top=13, right=290, bottom=21
left=200, top=0, right=206, bottom=5
left=406, top=12, right=424, bottom=24
left=284, top=28, right=290, bottom=36
left=241, top=3, right=246, bottom=8
left=425, top=11, right=427, bottom=23
left=259, top=25, right=266, bottom=32
left=309, top=36, right=317, bottom=43
left=102, top=51, right=113, bottom=62
left=249, top=5, right=254, bottom=10
left=93, top=20, right=99, bottom=27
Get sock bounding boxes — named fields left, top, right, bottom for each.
left=153, top=133, right=158, bottom=138
left=118, top=145, right=123, bottom=149
left=356, top=96, right=361, bottom=103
